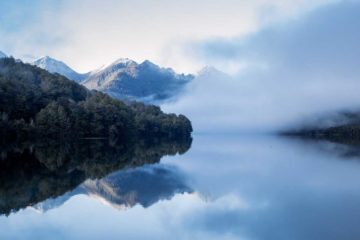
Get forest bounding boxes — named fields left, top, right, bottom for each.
left=0, top=58, right=192, bottom=141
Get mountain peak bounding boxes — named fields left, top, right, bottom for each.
left=34, top=56, right=64, bottom=66
left=140, top=60, right=160, bottom=70
left=33, top=56, right=87, bottom=83
left=198, top=66, right=220, bottom=75
left=197, top=66, right=229, bottom=78
left=111, top=58, right=137, bottom=66
left=141, top=59, right=156, bottom=66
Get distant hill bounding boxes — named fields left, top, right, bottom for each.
left=281, top=111, right=360, bottom=144
left=31, top=56, right=194, bottom=103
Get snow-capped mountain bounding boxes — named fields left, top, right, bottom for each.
left=32, top=56, right=193, bottom=103
left=0, top=51, right=7, bottom=59
left=33, top=56, right=88, bottom=83
left=82, top=58, right=194, bottom=102
left=197, top=66, right=227, bottom=78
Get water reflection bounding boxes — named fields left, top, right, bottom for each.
left=35, top=164, right=193, bottom=212
left=0, top=138, right=192, bottom=216
left=2, top=134, right=360, bottom=240
left=285, top=135, right=360, bottom=160
left=159, top=134, right=360, bottom=240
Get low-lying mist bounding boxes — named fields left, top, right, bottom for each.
left=162, top=1, right=360, bottom=133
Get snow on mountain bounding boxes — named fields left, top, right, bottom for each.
left=0, top=51, right=7, bottom=59
left=33, top=56, right=88, bottom=83
left=32, top=188, right=84, bottom=213
left=196, top=66, right=230, bottom=80
left=31, top=55, right=193, bottom=103
left=82, top=57, right=139, bottom=89
left=82, top=58, right=194, bottom=102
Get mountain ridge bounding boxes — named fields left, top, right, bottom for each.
left=30, top=55, right=194, bottom=103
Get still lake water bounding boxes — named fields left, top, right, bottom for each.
left=1, top=133, right=360, bottom=239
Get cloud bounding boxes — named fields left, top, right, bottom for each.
left=0, top=0, right=335, bottom=73
left=194, top=1, right=360, bottom=76
left=0, top=1, right=67, bottom=56
left=163, top=1, right=360, bottom=132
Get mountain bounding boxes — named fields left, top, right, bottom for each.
left=0, top=51, right=7, bottom=59
left=197, top=66, right=229, bottom=79
left=0, top=58, right=193, bottom=140
left=32, top=56, right=193, bottom=103
left=82, top=58, right=194, bottom=102
left=33, top=56, right=88, bottom=83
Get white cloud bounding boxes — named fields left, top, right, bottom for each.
left=0, top=0, right=336, bottom=73
left=163, top=1, right=360, bottom=132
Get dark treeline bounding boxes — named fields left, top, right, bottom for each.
left=0, top=137, right=192, bottom=216
left=283, top=124, right=360, bottom=139
left=282, top=125, right=360, bottom=149
left=280, top=110, right=360, bottom=149
left=0, top=58, right=192, bottom=140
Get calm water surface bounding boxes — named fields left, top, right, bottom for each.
left=1, top=133, right=360, bottom=240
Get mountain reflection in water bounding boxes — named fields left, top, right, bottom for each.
left=0, top=137, right=192, bottom=216
left=34, top=164, right=193, bottom=212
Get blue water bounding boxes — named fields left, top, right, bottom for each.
left=2, top=133, right=360, bottom=240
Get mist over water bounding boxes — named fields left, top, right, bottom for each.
left=163, top=1, right=360, bottom=133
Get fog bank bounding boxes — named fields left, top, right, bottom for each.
left=163, top=1, right=360, bottom=132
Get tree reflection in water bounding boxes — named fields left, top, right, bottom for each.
left=0, top=137, right=192, bottom=216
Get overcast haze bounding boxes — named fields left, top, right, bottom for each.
left=163, top=1, right=360, bottom=132
left=0, top=0, right=338, bottom=73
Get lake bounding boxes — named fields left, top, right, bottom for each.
left=1, top=133, right=360, bottom=240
